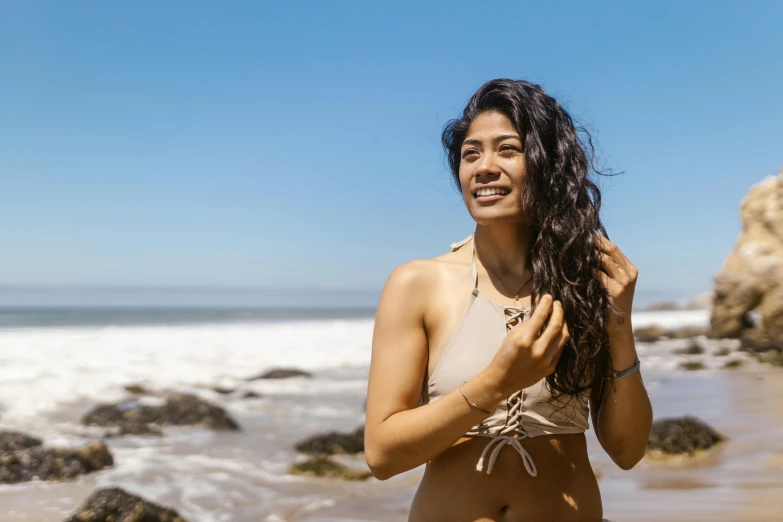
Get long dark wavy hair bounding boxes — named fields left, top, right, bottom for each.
left=442, top=78, right=621, bottom=404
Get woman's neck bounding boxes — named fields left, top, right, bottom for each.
left=473, top=223, right=532, bottom=279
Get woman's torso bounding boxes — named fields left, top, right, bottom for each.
left=408, top=234, right=603, bottom=522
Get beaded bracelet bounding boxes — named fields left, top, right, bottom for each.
left=459, top=382, right=492, bottom=415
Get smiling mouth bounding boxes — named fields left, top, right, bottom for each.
left=473, top=188, right=511, bottom=202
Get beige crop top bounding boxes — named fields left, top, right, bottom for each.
left=420, top=233, right=590, bottom=477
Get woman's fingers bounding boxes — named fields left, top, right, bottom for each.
left=537, top=325, right=568, bottom=376
left=537, top=299, right=564, bottom=347
left=519, top=294, right=554, bottom=342
left=598, top=251, right=623, bottom=278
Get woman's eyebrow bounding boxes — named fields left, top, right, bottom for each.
left=462, top=134, right=521, bottom=147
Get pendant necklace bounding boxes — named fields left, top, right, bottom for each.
left=474, top=242, right=533, bottom=309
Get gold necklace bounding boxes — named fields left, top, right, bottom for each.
left=474, top=242, right=533, bottom=308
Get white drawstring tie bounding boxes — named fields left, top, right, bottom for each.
left=475, top=432, right=538, bottom=477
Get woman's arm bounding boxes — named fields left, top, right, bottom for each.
left=591, top=234, right=653, bottom=470
left=590, top=324, right=652, bottom=470
left=363, top=261, right=505, bottom=480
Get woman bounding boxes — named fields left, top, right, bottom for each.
left=364, top=79, right=652, bottom=522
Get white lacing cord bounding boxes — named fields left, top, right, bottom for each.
left=473, top=303, right=538, bottom=476
left=475, top=432, right=538, bottom=476
left=475, top=388, right=537, bottom=476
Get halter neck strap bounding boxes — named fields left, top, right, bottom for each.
left=470, top=234, right=478, bottom=289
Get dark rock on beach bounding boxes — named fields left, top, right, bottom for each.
left=679, top=360, right=706, bottom=371
left=246, top=367, right=312, bottom=380
left=0, top=430, right=43, bottom=452
left=123, top=383, right=151, bottom=395
left=288, top=456, right=372, bottom=481
left=295, top=425, right=365, bottom=455
left=82, top=393, right=239, bottom=434
left=65, top=487, right=186, bottom=522
left=668, top=326, right=709, bottom=339
left=647, top=416, right=726, bottom=457
left=633, top=325, right=668, bottom=343
left=673, top=341, right=705, bottom=355
left=0, top=441, right=113, bottom=484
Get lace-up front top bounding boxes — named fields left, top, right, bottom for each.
left=420, top=234, right=590, bottom=476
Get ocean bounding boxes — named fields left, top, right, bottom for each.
left=0, top=306, right=780, bottom=521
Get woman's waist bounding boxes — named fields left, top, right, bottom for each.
left=413, top=433, right=601, bottom=521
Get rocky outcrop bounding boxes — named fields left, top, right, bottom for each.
left=82, top=393, right=239, bottom=435
left=294, top=426, right=364, bottom=455
left=646, top=416, right=726, bottom=457
left=711, top=169, right=783, bottom=352
left=0, top=432, right=113, bottom=484
left=65, top=487, right=186, bottom=522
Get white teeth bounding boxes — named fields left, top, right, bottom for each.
left=476, top=188, right=509, bottom=197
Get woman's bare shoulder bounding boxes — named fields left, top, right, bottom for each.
left=383, top=249, right=465, bottom=298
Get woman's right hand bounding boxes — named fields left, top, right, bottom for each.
left=485, top=294, right=570, bottom=397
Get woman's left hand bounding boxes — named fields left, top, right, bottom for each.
left=595, top=233, right=638, bottom=330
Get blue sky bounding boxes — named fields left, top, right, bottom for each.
left=1, top=1, right=781, bottom=304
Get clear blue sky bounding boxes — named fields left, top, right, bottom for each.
left=1, top=1, right=781, bottom=302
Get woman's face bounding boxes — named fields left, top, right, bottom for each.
left=458, top=111, right=528, bottom=224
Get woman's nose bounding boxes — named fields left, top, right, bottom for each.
left=476, top=152, right=500, bottom=177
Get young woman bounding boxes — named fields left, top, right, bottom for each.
left=364, top=79, right=653, bottom=522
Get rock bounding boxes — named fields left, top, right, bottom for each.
left=643, top=301, right=681, bottom=311
left=294, top=426, right=364, bottom=455
left=211, top=386, right=235, bottom=395
left=673, top=341, right=705, bottom=355
left=246, top=368, right=312, bottom=380
left=647, top=416, right=726, bottom=457
left=241, top=390, right=262, bottom=399
left=758, top=350, right=783, bottom=366
left=714, top=346, right=732, bottom=357
left=680, top=360, right=706, bottom=371
left=710, top=170, right=783, bottom=347
left=723, top=359, right=744, bottom=369
left=687, top=291, right=714, bottom=310
left=634, top=325, right=668, bottom=343
left=667, top=326, right=709, bottom=339
left=106, top=423, right=164, bottom=437
left=123, top=384, right=150, bottom=395
left=0, top=442, right=112, bottom=484
left=0, top=431, right=42, bottom=452
left=65, top=487, right=186, bottom=522
left=288, top=456, right=372, bottom=481
left=739, top=328, right=781, bottom=353
left=82, top=393, right=239, bottom=434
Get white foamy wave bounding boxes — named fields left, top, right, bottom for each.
left=0, top=318, right=374, bottom=426
left=631, top=308, right=710, bottom=330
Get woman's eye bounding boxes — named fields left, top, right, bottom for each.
left=500, top=145, right=518, bottom=153
left=462, top=150, right=477, bottom=158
